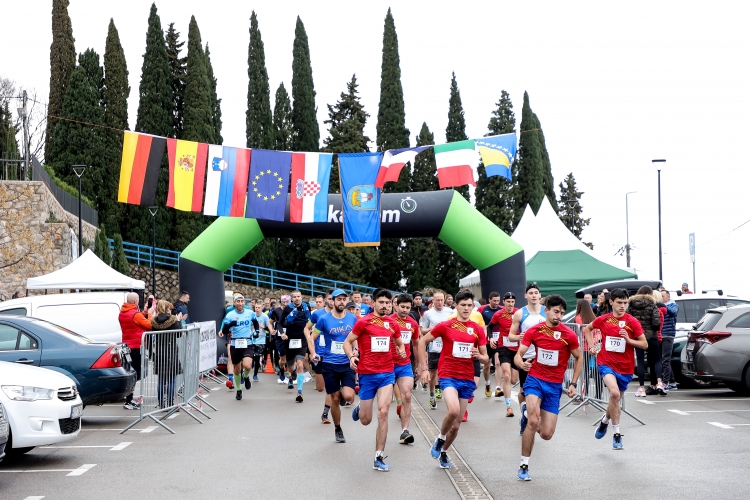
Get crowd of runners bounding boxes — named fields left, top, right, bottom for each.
left=217, top=283, right=649, bottom=481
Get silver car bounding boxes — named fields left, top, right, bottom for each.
left=681, top=304, right=750, bottom=393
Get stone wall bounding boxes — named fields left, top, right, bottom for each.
left=0, top=181, right=98, bottom=300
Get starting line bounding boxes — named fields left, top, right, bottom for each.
left=0, top=464, right=96, bottom=476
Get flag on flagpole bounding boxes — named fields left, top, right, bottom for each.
left=434, top=139, right=477, bottom=189
left=289, top=152, right=333, bottom=223
left=475, top=133, right=517, bottom=181
left=166, top=138, right=208, bottom=212
left=117, top=131, right=166, bottom=206
left=204, top=145, right=251, bottom=217
left=339, top=152, right=382, bottom=247
left=374, top=146, right=430, bottom=188
left=245, top=149, right=292, bottom=222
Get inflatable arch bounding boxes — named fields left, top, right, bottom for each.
left=179, top=190, right=526, bottom=328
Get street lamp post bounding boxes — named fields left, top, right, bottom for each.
left=148, top=206, right=158, bottom=297
left=652, top=159, right=666, bottom=281
left=565, top=199, right=579, bottom=235
left=625, top=191, right=637, bottom=268
left=72, top=165, right=86, bottom=257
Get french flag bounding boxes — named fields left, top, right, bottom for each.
left=289, top=152, right=333, bottom=223
left=203, top=145, right=251, bottom=217
left=374, top=146, right=431, bottom=188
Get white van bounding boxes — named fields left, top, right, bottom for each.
left=0, top=292, right=130, bottom=343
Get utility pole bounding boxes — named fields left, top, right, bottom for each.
left=22, top=91, right=29, bottom=179
left=625, top=191, right=637, bottom=268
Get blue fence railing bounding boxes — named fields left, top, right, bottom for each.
left=110, top=239, right=378, bottom=297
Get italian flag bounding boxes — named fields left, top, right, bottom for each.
left=434, top=139, right=477, bottom=189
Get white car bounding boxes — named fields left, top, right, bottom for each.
left=0, top=360, right=83, bottom=458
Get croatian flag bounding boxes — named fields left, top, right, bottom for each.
left=374, top=146, right=431, bottom=188
left=289, top=152, right=333, bottom=223
left=203, top=145, right=251, bottom=217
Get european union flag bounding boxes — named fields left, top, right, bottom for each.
left=339, top=152, right=382, bottom=247
left=245, top=149, right=291, bottom=222
left=474, top=133, right=517, bottom=181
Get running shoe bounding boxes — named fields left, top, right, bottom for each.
left=595, top=417, right=609, bottom=439
left=613, top=433, right=624, bottom=450
left=431, top=437, right=445, bottom=459
left=435, top=387, right=442, bottom=399
left=669, top=382, right=679, bottom=390
left=373, top=456, right=390, bottom=472
left=485, top=385, right=491, bottom=397
left=634, top=387, right=647, bottom=397
left=288, top=380, right=294, bottom=390
left=354, top=385, right=360, bottom=395
left=321, top=413, right=331, bottom=424
left=396, top=404, right=402, bottom=418
left=506, top=407, right=514, bottom=417
left=399, top=429, right=414, bottom=444
left=468, top=397, right=474, bottom=403
left=352, top=402, right=361, bottom=421
left=462, top=410, right=468, bottom=422
left=225, top=379, right=234, bottom=389
left=422, top=383, right=428, bottom=392
left=519, top=403, right=528, bottom=435
left=236, top=390, right=243, bottom=401
left=343, top=400, right=353, bottom=407
left=123, top=401, right=140, bottom=410
left=657, top=383, right=668, bottom=396
left=439, top=451, right=453, bottom=469
left=495, top=388, right=504, bottom=397
left=340, top=397, right=347, bottom=406
left=335, top=427, right=346, bottom=443
left=517, top=464, right=530, bottom=481
left=429, top=397, right=437, bottom=410
left=244, top=376, right=252, bottom=390
left=413, top=380, right=417, bottom=390
left=277, top=377, right=287, bottom=385
left=253, top=375, right=259, bottom=382
left=645, top=386, right=657, bottom=396
left=296, top=393, right=303, bottom=403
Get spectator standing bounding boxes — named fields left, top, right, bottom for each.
left=12, top=291, right=25, bottom=299
left=118, top=292, right=152, bottom=410
left=173, top=291, right=190, bottom=325
left=575, top=299, right=601, bottom=399
left=583, top=293, right=596, bottom=312
left=660, top=290, right=679, bottom=389
left=681, top=283, right=693, bottom=294
left=445, top=294, right=455, bottom=310
left=149, top=300, right=184, bottom=408
left=596, top=290, right=613, bottom=317
left=409, top=292, right=428, bottom=323
left=628, top=286, right=665, bottom=396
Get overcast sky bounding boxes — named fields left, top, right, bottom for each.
left=3, top=0, right=749, bottom=297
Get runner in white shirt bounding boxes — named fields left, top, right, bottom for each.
left=420, top=292, right=453, bottom=410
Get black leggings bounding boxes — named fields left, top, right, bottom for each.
left=253, top=345, right=265, bottom=377
left=636, top=337, right=663, bottom=386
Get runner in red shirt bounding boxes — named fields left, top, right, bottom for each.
left=513, top=295, right=582, bottom=482
left=489, top=292, right=520, bottom=416
left=344, top=289, right=406, bottom=472
left=418, top=289, right=489, bottom=470
left=584, top=288, right=647, bottom=451
left=389, top=294, right=420, bottom=445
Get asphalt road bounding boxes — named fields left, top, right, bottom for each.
left=2, top=373, right=750, bottom=500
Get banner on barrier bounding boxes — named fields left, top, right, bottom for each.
left=197, top=321, right=217, bottom=372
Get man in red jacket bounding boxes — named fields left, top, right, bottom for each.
left=119, top=292, right=152, bottom=410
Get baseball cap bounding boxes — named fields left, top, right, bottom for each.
left=412, top=291, right=423, bottom=298
left=525, top=282, right=540, bottom=292
left=682, top=282, right=689, bottom=286
left=331, top=289, right=348, bottom=298
left=345, top=301, right=357, bottom=309
left=503, top=292, right=516, bottom=300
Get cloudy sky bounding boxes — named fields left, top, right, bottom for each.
left=3, top=0, right=749, bottom=297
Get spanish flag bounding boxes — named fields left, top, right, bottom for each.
left=117, top=132, right=166, bottom=206
left=166, top=138, right=208, bottom=212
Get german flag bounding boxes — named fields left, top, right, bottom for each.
left=167, top=138, right=208, bottom=212
left=117, top=132, right=166, bottom=205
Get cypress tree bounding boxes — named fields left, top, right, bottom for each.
left=475, top=90, right=515, bottom=234
left=0, top=101, right=20, bottom=163
left=205, top=43, right=222, bottom=144
left=102, top=19, right=130, bottom=235
left=513, top=91, right=546, bottom=225
left=45, top=0, right=76, bottom=163
left=291, top=17, right=319, bottom=152
left=246, top=11, right=273, bottom=149
left=165, top=22, right=186, bottom=138
left=95, top=223, right=112, bottom=264
left=128, top=3, right=174, bottom=249
left=273, top=83, right=293, bottom=150
left=112, top=233, right=130, bottom=275
left=557, top=172, right=592, bottom=249
left=445, top=72, right=469, bottom=201
left=534, top=113, right=558, bottom=211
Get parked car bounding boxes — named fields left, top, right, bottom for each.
left=681, top=304, right=750, bottom=392
left=0, top=360, right=83, bottom=458
left=0, top=291, right=131, bottom=343
left=0, top=316, right=136, bottom=406
left=575, top=279, right=663, bottom=300
left=0, top=401, right=8, bottom=463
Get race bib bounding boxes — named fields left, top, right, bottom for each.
left=452, top=341, right=472, bottom=359
left=372, top=336, right=390, bottom=352
left=331, top=341, right=345, bottom=355
left=429, top=338, right=443, bottom=353
left=319, top=334, right=325, bottom=347
left=605, top=336, right=626, bottom=353
left=503, top=336, right=518, bottom=347
left=491, top=332, right=500, bottom=341
left=289, top=338, right=302, bottom=349
left=537, top=348, right=559, bottom=366
left=235, top=339, right=248, bottom=349
left=401, top=331, right=412, bottom=343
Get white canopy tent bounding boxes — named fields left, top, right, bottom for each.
left=26, top=249, right=145, bottom=290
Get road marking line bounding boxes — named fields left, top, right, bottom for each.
left=167, top=413, right=179, bottom=419
left=140, top=425, right=158, bottom=433
left=24, top=497, right=45, bottom=499
left=684, top=409, right=750, bottom=413
left=80, top=428, right=148, bottom=431
left=41, top=445, right=112, bottom=449
left=211, top=387, right=221, bottom=391
left=668, top=409, right=691, bottom=415
left=110, top=442, right=132, bottom=451
left=707, top=422, right=734, bottom=429
left=82, top=416, right=133, bottom=418
left=638, top=398, right=750, bottom=404
left=66, top=464, right=97, bottom=476
left=636, top=400, right=656, bottom=405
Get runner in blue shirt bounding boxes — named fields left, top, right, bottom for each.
left=309, top=289, right=357, bottom=443
left=220, top=295, right=257, bottom=400
left=252, top=302, right=271, bottom=382
left=308, top=289, right=334, bottom=423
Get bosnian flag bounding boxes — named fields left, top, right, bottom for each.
left=434, top=139, right=478, bottom=188
left=203, top=145, right=251, bottom=217
left=374, top=146, right=431, bottom=188
left=289, top=152, right=333, bottom=223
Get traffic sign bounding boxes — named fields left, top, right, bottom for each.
left=689, top=233, right=695, bottom=263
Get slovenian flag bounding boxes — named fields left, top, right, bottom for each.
left=203, top=145, right=251, bottom=217
left=374, top=146, right=431, bottom=188
left=289, top=152, right=333, bottom=223
left=167, top=138, right=208, bottom=212
left=117, top=131, right=166, bottom=206
left=475, top=133, right=517, bottom=181
left=434, top=139, right=477, bottom=189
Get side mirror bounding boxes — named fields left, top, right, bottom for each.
left=718, top=290, right=724, bottom=296
left=676, top=290, right=683, bottom=297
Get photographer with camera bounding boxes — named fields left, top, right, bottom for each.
left=118, top=292, right=154, bottom=410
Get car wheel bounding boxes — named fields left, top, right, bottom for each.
left=725, top=381, right=748, bottom=394
left=4, top=430, right=34, bottom=461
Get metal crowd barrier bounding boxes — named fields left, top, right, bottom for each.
left=121, top=325, right=210, bottom=434
left=559, top=323, right=645, bottom=425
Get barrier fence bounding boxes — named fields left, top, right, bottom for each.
left=559, top=323, right=645, bottom=425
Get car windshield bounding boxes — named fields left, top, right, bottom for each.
left=25, top=318, right=93, bottom=344
left=693, top=311, right=723, bottom=332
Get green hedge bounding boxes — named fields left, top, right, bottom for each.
left=43, top=164, right=95, bottom=207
